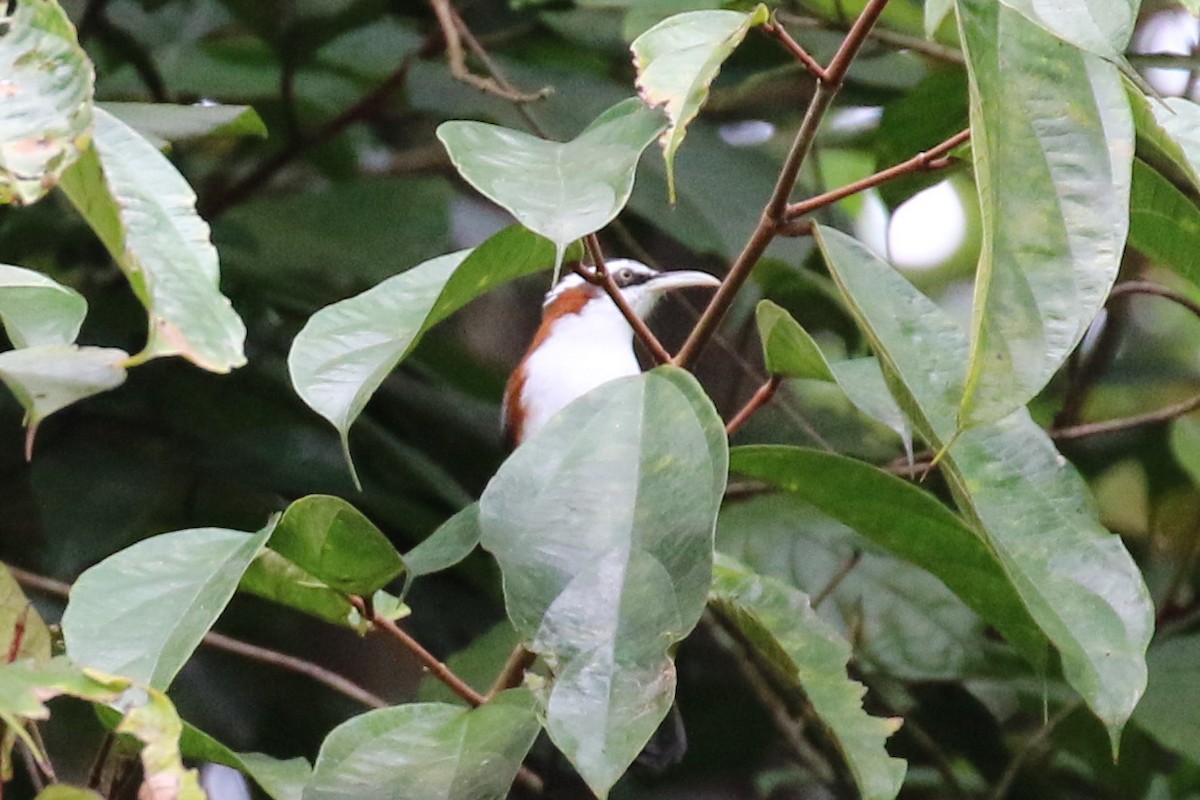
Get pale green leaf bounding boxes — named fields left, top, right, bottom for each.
left=711, top=556, right=906, bottom=800
left=631, top=6, right=769, bottom=200
left=404, top=504, right=481, bottom=580
left=436, top=99, right=665, bottom=271
left=288, top=226, right=566, bottom=481
left=100, top=102, right=267, bottom=150
left=58, top=108, right=246, bottom=373
left=238, top=550, right=364, bottom=631
left=0, top=264, right=86, bottom=347
left=925, top=0, right=954, bottom=37
left=816, top=224, right=1153, bottom=748
left=1130, top=91, right=1200, bottom=196
left=0, top=344, right=127, bottom=452
left=479, top=367, right=726, bottom=796
left=998, top=0, right=1138, bottom=66
left=1132, top=634, right=1200, bottom=764
left=179, top=718, right=311, bottom=800
left=0, top=0, right=93, bottom=205
left=1128, top=157, right=1200, bottom=281
left=1, top=564, right=51, bottom=665
left=956, top=0, right=1132, bottom=427
left=62, top=524, right=274, bottom=689
left=304, top=690, right=541, bottom=800
left=113, top=685, right=205, bottom=800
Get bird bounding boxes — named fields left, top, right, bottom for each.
left=502, top=258, right=720, bottom=449
left=501, top=257, right=720, bottom=772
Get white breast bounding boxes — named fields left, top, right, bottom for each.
left=517, top=302, right=640, bottom=438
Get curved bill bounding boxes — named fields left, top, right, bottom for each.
left=645, top=270, right=722, bottom=293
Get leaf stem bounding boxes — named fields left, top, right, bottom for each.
left=761, top=18, right=828, bottom=80
left=785, top=128, right=970, bottom=221
left=349, top=596, right=486, bottom=707
left=725, top=375, right=783, bottom=436
left=673, top=0, right=891, bottom=368
left=484, top=645, right=536, bottom=701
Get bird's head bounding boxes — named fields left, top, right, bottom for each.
left=544, top=259, right=721, bottom=321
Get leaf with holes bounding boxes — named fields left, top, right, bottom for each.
left=437, top=99, right=665, bottom=273
left=58, top=108, right=246, bottom=372
left=0, top=0, right=94, bottom=205
left=956, top=0, right=1132, bottom=428
left=479, top=367, right=726, bottom=797
left=631, top=6, right=769, bottom=201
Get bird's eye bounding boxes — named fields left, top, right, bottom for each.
left=616, top=267, right=635, bottom=286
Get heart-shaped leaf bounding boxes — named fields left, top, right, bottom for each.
left=288, top=226, right=567, bottom=483
left=479, top=367, right=726, bottom=797
left=58, top=107, right=246, bottom=373
left=0, top=264, right=87, bottom=348
left=956, top=0, right=1132, bottom=428
left=0, top=0, right=93, bottom=205
left=711, top=556, right=906, bottom=800
left=437, top=99, right=665, bottom=273
left=304, top=690, right=541, bottom=800
left=631, top=6, right=770, bottom=200
left=63, top=523, right=273, bottom=689
left=816, top=224, right=1153, bottom=750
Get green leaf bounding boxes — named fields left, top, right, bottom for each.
left=179, top=720, right=311, bottom=800
left=710, top=556, right=906, bottom=800
left=630, top=6, right=769, bottom=200
left=404, top=504, right=481, bottom=579
left=0, top=0, right=93, bottom=205
left=754, top=299, right=909, bottom=445
left=816, top=224, right=1153, bottom=748
left=1132, top=634, right=1200, bottom=764
left=113, top=684, right=205, bottom=800
left=58, top=107, right=246, bottom=373
left=304, top=690, right=541, bottom=800
left=729, top=446, right=1048, bottom=667
left=479, top=367, right=726, bottom=796
left=270, top=495, right=403, bottom=596
left=99, top=102, right=267, bottom=150
left=288, top=226, right=566, bottom=482
left=34, top=787, right=104, bottom=800
left=238, top=550, right=363, bottom=631
left=436, top=99, right=665, bottom=271
left=1129, top=158, right=1200, bottom=281
left=1130, top=92, right=1200, bottom=197
left=1170, top=416, right=1200, bottom=486
left=0, top=264, right=87, bottom=347
left=0, top=345, right=128, bottom=453
left=956, top=0, right=1132, bottom=427
left=997, top=0, right=1137, bottom=68
left=1, top=564, right=51, bottom=664
left=62, top=523, right=274, bottom=689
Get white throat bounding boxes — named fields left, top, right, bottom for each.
left=518, top=299, right=640, bottom=438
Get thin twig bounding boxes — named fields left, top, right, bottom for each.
left=761, top=18, right=828, bottom=80
left=429, top=0, right=549, bottom=103
left=786, top=128, right=970, bottom=221
left=725, top=375, right=783, bottom=436
left=673, top=0, right=892, bottom=368
left=581, top=235, right=673, bottom=364
left=485, top=646, right=536, bottom=701
left=811, top=551, right=861, bottom=609
left=778, top=11, right=965, bottom=65
left=7, top=565, right=389, bottom=711
left=349, top=596, right=486, bottom=707
left=989, top=701, right=1082, bottom=800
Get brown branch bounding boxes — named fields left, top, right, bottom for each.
left=778, top=11, right=965, bottom=65
left=580, top=235, right=673, bottom=365
left=429, top=0, right=549, bottom=104
left=349, top=596, right=486, bottom=707
left=6, top=565, right=389, bottom=711
left=811, top=551, right=861, bottom=609
left=785, top=128, right=970, bottom=221
left=203, top=34, right=442, bottom=218
left=761, top=18, right=828, bottom=81
left=673, top=0, right=891, bottom=368
left=485, top=645, right=536, bottom=701
left=725, top=375, right=783, bottom=436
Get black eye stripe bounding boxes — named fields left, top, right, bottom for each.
left=614, top=269, right=656, bottom=288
